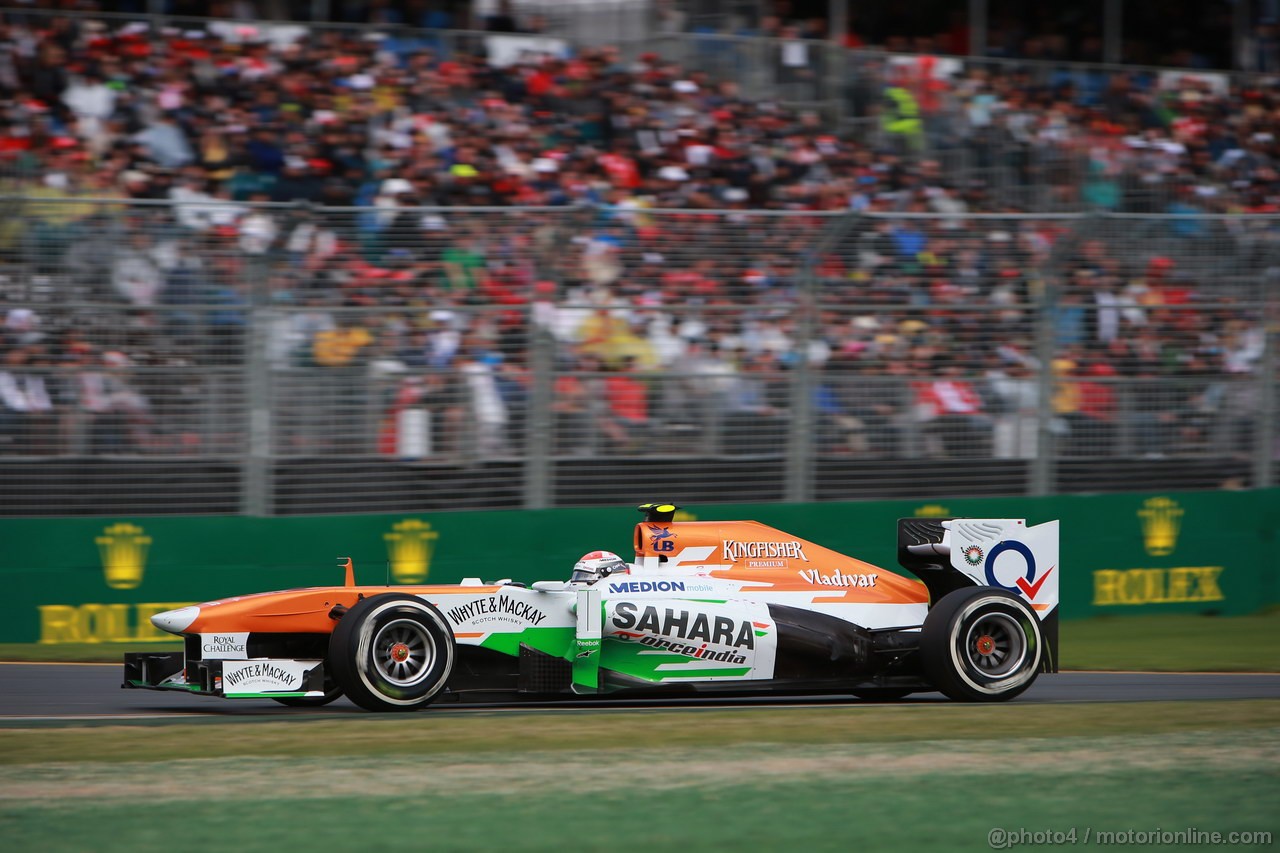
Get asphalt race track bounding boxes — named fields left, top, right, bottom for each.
left=1, top=664, right=1277, bottom=722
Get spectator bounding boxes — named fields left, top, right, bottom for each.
left=0, top=9, right=1271, bottom=480
left=1063, top=361, right=1119, bottom=456
left=599, top=355, right=650, bottom=452
left=826, top=356, right=910, bottom=457
left=985, top=357, right=1040, bottom=459
left=914, top=357, right=992, bottom=457
left=457, top=349, right=509, bottom=456
left=723, top=351, right=790, bottom=455
left=0, top=340, right=54, bottom=453
left=133, top=114, right=194, bottom=170
left=111, top=231, right=166, bottom=307
left=79, top=350, right=152, bottom=454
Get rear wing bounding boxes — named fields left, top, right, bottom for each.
left=898, top=518, right=1060, bottom=673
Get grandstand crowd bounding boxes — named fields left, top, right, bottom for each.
left=0, top=12, right=1274, bottom=462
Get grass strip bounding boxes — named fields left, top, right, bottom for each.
left=0, top=642, right=180, bottom=662
left=1061, top=612, right=1280, bottom=672
left=1, top=760, right=1276, bottom=852
left=0, top=699, right=1275, bottom=764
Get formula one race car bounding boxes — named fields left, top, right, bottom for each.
left=124, top=504, right=1059, bottom=710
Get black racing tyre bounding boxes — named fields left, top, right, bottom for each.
left=851, top=688, right=915, bottom=702
left=920, top=587, right=1043, bottom=702
left=328, top=594, right=455, bottom=712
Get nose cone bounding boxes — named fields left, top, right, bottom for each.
left=151, top=605, right=199, bottom=635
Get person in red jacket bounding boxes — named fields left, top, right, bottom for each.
left=913, top=358, right=992, bottom=457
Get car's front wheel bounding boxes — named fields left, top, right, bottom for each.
left=328, top=594, right=455, bottom=712
left=920, top=587, right=1042, bottom=702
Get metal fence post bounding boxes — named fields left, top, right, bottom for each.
left=242, top=306, right=272, bottom=516
left=1030, top=213, right=1088, bottom=496
left=784, top=288, right=815, bottom=505
left=785, top=211, right=859, bottom=504
left=1256, top=296, right=1277, bottom=489
left=523, top=321, right=554, bottom=510
left=1031, top=264, right=1057, bottom=498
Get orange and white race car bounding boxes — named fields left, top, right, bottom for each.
left=124, top=504, right=1059, bottom=710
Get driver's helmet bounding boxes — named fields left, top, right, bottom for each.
left=570, top=550, right=628, bottom=584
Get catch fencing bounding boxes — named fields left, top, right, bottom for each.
left=0, top=198, right=1275, bottom=515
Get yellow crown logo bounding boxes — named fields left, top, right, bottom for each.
left=1138, top=496, right=1184, bottom=556
left=673, top=510, right=698, bottom=522
left=383, top=519, right=439, bottom=584
left=96, top=522, right=152, bottom=590
left=913, top=504, right=950, bottom=518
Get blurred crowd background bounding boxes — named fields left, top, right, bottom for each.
left=0, top=1, right=1276, bottom=515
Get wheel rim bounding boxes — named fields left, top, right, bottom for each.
left=962, top=612, right=1026, bottom=678
left=371, top=618, right=437, bottom=687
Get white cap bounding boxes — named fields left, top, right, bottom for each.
left=380, top=178, right=414, bottom=196
left=5, top=308, right=35, bottom=330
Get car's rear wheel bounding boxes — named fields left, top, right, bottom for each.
left=920, top=587, right=1042, bottom=702
left=329, top=594, right=455, bottom=712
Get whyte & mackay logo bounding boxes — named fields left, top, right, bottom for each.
left=96, top=522, right=152, bottom=590
left=1139, top=496, right=1183, bottom=556
left=384, top=519, right=439, bottom=583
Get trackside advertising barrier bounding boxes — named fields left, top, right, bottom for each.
left=0, top=489, right=1275, bottom=644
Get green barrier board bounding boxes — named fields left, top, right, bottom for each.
left=1, top=489, right=1275, bottom=643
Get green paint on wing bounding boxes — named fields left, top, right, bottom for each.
left=478, top=626, right=575, bottom=660
left=600, top=638, right=752, bottom=682
left=127, top=680, right=200, bottom=692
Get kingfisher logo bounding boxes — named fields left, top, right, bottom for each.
left=722, top=540, right=810, bottom=562
left=610, top=580, right=686, bottom=594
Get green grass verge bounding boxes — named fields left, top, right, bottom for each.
left=0, top=641, right=180, bottom=662
left=0, top=700, right=1275, bottom=763
left=3, top=767, right=1275, bottom=853
left=1061, top=612, right=1280, bottom=672
left=1, top=704, right=1276, bottom=852
left=3, top=612, right=1278, bottom=671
